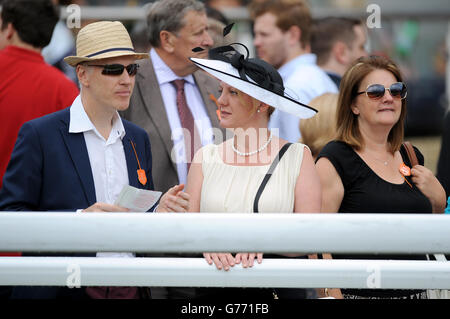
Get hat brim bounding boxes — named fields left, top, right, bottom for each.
left=64, top=51, right=149, bottom=67
left=190, top=57, right=317, bottom=119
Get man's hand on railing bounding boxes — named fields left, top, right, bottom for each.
left=203, top=252, right=263, bottom=271
left=156, top=184, right=190, bottom=213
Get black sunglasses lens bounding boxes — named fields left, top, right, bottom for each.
left=101, top=64, right=125, bottom=75
left=366, top=84, right=385, bottom=99
left=98, top=64, right=138, bottom=76
left=126, top=64, right=139, bottom=76
left=390, top=82, right=407, bottom=98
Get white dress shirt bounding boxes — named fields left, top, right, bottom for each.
left=269, top=53, right=338, bottom=142
left=69, top=95, right=133, bottom=258
left=151, top=49, right=214, bottom=185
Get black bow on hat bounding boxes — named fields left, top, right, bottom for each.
left=190, top=23, right=318, bottom=118
left=193, top=23, right=285, bottom=97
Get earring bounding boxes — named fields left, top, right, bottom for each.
left=257, top=109, right=261, bottom=113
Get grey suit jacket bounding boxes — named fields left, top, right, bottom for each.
left=122, top=57, right=223, bottom=193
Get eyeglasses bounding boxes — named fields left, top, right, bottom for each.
left=87, top=63, right=139, bottom=76
left=357, top=82, right=407, bottom=100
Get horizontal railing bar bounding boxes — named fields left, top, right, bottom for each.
left=0, top=213, right=449, bottom=254
left=0, top=257, right=448, bottom=289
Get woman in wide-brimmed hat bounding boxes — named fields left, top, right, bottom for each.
left=184, top=42, right=322, bottom=298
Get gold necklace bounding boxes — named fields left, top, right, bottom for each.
left=365, top=151, right=392, bottom=166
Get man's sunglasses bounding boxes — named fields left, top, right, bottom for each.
left=87, top=63, right=139, bottom=76
left=357, top=82, right=407, bottom=100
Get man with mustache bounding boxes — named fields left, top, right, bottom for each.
left=123, top=0, right=222, bottom=194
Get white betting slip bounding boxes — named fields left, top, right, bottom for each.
left=114, top=185, right=162, bottom=212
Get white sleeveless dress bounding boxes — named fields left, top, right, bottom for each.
left=199, top=143, right=306, bottom=213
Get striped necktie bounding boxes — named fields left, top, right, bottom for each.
left=171, top=79, right=201, bottom=170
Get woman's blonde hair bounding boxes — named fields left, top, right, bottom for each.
left=300, top=93, right=338, bottom=158
left=336, top=55, right=406, bottom=153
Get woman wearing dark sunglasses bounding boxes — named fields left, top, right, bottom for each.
left=315, top=55, right=446, bottom=299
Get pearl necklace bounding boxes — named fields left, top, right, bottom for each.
left=232, top=131, right=273, bottom=156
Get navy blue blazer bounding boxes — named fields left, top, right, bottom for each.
left=0, top=107, right=154, bottom=212
left=0, top=107, right=156, bottom=299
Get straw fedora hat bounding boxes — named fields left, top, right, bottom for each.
left=190, top=46, right=317, bottom=119
left=64, top=21, right=149, bottom=67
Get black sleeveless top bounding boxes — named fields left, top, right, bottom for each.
left=317, top=140, right=432, bottom=297
left=318, top=141, right=432, bottom=214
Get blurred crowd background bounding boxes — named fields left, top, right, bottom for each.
left=17, top=0, right=450, bottom=172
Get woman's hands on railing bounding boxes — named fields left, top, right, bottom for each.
left=203, top=252, right=263, bottom=271
left=236, top=253, right=263, bottom=268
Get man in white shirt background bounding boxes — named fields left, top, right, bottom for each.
left=249, top=0, right=338, bottom=143
left=311, top=17, right=368, bottom=89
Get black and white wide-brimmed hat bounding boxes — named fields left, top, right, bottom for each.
left=189, top=42, right=317, bottom=119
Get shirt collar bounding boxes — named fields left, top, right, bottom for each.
left=278, top=53, right=317, bottom=78
left=69, top=95, right=126, bottom=141
left=110, top=113, right=126, bottom=141
left=150, top=48, right=195, bottom=86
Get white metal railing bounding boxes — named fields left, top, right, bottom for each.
left=0, top=213, right=449, bottom=289
left=0, top=213, right=449, bottom=253
left=0, top=257, right=448, bottom=289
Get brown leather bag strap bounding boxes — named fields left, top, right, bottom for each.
left=402, top=141, right=419, bottom=167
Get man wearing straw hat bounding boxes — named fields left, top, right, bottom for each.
left=0, top=21, right=190, bottom=299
